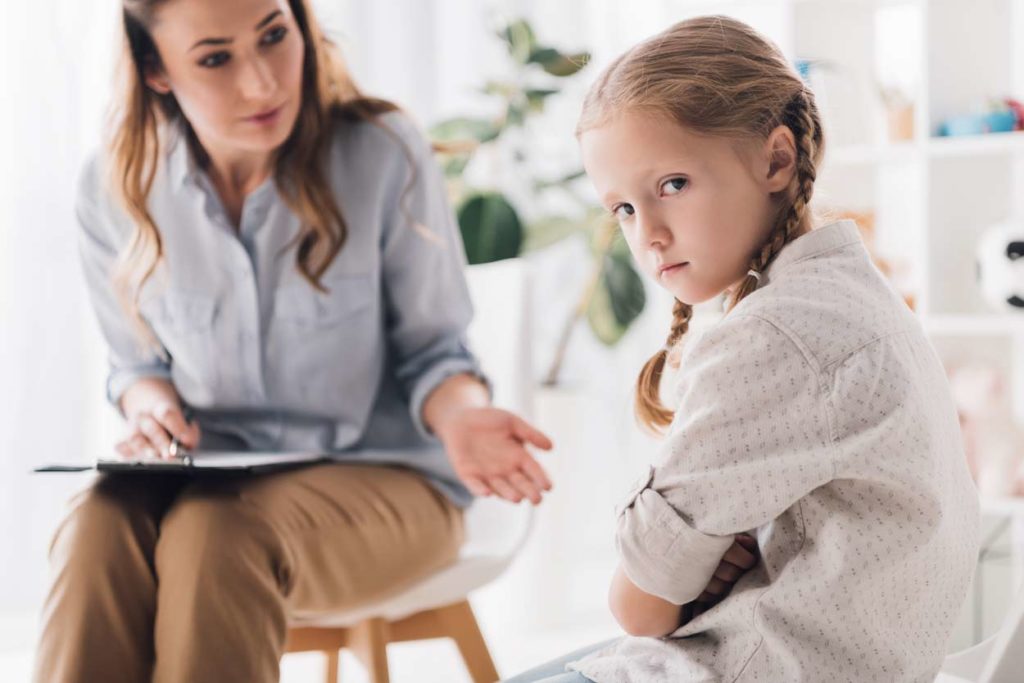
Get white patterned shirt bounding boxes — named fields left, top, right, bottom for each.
left=571, top=220, right=980, bottom=682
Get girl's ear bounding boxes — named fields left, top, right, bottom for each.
left=144, top=59, right=172, bottom=95
left=764, top=125, right=797, bottom=194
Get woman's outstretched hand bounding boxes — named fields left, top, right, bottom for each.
left=437, top=407, right=553, bottom=505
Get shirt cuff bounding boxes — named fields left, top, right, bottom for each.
left=408, top=357, right=493, bottom=442
left=106, top=364, right=173, bottom=414
left=615, top=465, right=734, bottom=605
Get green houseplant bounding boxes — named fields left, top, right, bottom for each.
left=430, top=19, right=646, bottom=386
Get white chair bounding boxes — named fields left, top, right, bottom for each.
left=937, top=582, right=1024, bottom=683
left=285, top=259, right=534, bottom=683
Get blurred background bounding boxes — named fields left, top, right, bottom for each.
left=2, top=0, right=1024, bottom=680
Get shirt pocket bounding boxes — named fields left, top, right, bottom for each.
left=143, top=289, right=219, bottom=386
left=274, top=273, right=374, bottom=329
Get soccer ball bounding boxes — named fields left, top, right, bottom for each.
left=977, top=219, right=1024, bottom=312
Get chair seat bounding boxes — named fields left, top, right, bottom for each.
left=289, top=554, right=513, bottom=629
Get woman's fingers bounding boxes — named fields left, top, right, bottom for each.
left=137, top=415, right=172, bottom=458
left=487, top=476, right=523, bottom=503
left=507, top=471, right=542, bottom=505
left=125, top=433, right=157, bottom=460
left=463, top=475, right=493, bottom=498
left=510, top=415, right=553, bottom=451
left=518, top=451, right=552, bottom=492
left=153, top=403, right=200, bottom=449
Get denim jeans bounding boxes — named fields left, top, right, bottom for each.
left=502, top=638, right=621, bottom=683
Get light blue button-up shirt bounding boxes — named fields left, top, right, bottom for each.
left=76, top=111, right=486, bottom=508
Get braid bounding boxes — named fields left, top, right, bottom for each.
left=729, top=89, right=822, bottom=309
left=635, top=299, right=693, bottom=431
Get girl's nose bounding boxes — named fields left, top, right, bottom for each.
left=637, top=211, right=671, bottom=249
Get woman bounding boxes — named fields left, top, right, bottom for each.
left=33, top=1, right=552, bottom=681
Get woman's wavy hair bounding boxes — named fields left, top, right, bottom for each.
left=577, top=15, right=826, bottom=432
left=110, top=0, right=404, bottom=346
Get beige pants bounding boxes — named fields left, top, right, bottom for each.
left=33, top=463, right=465, bottom=683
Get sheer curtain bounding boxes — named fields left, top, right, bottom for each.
left=1, top=0, right=795, bottom=661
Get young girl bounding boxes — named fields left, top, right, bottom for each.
left=506, top=15, right=979, bottom=683
left=34, top=1, right=552, bottom=681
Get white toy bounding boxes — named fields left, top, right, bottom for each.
left=977, top=218, right=1024, bottom=313
left=948, top=362, right=1024, bottom=497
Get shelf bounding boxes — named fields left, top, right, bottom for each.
left=828, top=131, right=1024, bottom=167
left=929, top=131, right=1024, bottom=159
left=923, top=314, right=1024, bottom=337
left=827, top=141, right=920, bottom=167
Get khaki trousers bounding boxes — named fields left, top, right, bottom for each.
left=33, top=463, right=465, bottom=683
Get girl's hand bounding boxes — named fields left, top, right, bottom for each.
left=436, top=407, right=553, bottom=504
left=687, top=533, right=760, bottom=620
left=116, top=379, right=200, bottom=460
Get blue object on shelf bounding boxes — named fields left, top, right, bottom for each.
left=795, top=59, right=811, bottom=81
left=939, top=110, right=1018, bottom=136
left=986, top=110, right=1017, bottom=133
left=939, top=114, right=986, bottom=136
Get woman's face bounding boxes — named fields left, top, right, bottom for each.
left=144, top=0, right=305, bottom=158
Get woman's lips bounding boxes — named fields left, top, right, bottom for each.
left=246, top=105, right=284, bottom=126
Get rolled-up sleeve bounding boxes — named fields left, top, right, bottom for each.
left=379, top=116, right=491, bottom=440
left=76, top=156, right=171, bottom=410
left=614, top=313, right=837, bottom=605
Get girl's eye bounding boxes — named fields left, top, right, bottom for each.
left=612, top=203, right=635, bottom=221
left=199, top=52, right=231, bottom=68
left=261, top=26, right=288, bottom=46
left=661, top=177, right=688, bottom=195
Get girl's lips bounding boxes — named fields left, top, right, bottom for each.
left=658, top=262, right=689, bottom=279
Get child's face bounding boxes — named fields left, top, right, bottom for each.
left=580, top=112, right=789, bottom=305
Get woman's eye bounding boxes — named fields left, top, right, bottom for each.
left=199, top=52, right=231, bottom=68
left=661, top=177, right=688, bottom=195
left=262, top=26, right=288, bottom=46
left=613, top=204, right=635, bottom=221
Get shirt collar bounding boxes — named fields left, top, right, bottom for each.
left=167, top=128, right=203, bottom=192
left=763, top=219, right=864, bottom=284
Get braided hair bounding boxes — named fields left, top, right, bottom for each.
left=577, top=16, right=826, bottom=432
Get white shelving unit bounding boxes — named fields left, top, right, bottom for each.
left=793, top=0, right=1024, bottom=420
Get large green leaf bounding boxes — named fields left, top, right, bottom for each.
left=528, top=48, right=591, bottom=77
left=525, top=88, right=560, bottom=112
left=587, top=249, right=646, bottom=345
left=501, top=20, right=537, bottom=65
left=430, top=117, right=503, bottom=144
left=457, top=192, right=524, bottom=264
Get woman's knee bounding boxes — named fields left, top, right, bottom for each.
left=48, top=479, right=157, bottom=571
left=155, top=485, right=288, bottom=587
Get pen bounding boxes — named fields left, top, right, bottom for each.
left=168, top=405, right=196, bottom=465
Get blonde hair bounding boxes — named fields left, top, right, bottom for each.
left=577, top=15, right=826, bottom=432
left=110, top=0, right=402, bottom=346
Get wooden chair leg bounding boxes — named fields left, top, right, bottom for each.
left=348, top=617, right=391, bottom=683
left=323, top=649, right=339, bottom=683
left=437, top=600, right=500, bottom=683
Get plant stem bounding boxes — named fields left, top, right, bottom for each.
left=542, top=219, right=618, bottom=387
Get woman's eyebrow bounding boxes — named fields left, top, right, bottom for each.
left=188, top=10, right=283, bottom=52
